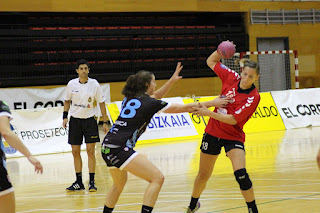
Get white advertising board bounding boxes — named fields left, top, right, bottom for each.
left=271, top=88, right=320, bottom=129
left=4, top=107, right=71, bottom=158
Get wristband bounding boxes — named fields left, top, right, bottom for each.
left=103, top=121, right=108, bottom=124
left=63, top=111, right=68, bottom=119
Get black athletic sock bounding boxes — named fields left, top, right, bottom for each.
left=189, top=197, right=199, bottom=210
left=103, top=205, right=114, bottom=213
left=246, top=200, right=258, bottom=213
left=89, top=173, right=95, bottom=182
left=76, top=172, right=82, bottom=183
left=141, top=205, right=153, bottom=213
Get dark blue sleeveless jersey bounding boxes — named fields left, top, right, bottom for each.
left=103, top=95, right=168, bottom=148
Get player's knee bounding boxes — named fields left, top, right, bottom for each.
left=157, top=172, right=165, bottom=186
left=72, top=149, right=81, bottom=156
left=114, top=180, right=127, bottom=192
left=152, top=171, right=165, bottom=186
left=86, top=148, right=95, bottom=156
left=234, top=168, right=252, bottom=191
left=197, top=171, right=211, bottom=182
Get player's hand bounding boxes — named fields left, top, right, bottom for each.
left=27, top=155, right=43, bottom=174
left=63, top=118, right=68, bottom=128
left=102, top=123, right=109, bottom=134
left=186, top=102, right=201, bottom=113
left=227, top=40, right=236, bottom=47
left=192, top=103, right=211, bottom=117
left=170, top=62, right=183, bottom=82
left=213, top=96, right=232, bottom=108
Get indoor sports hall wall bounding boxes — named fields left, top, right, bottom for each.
left=1, top=0, right=320, bottom=89
left=245, top=18, right=320, bottom=88
left=2, top=0, right=319, bottom=13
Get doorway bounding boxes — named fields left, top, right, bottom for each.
left=257, top=37, right=291, bottom=92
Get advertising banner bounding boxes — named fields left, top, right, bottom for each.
left=4, top=107, right=71, bottom=158
left=0, top=83, right=110, bottom=110
left=244, top=92, right=286, bottom=133
left=271, top=88, right=320, bottom=129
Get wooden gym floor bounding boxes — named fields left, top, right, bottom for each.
left=6, top=126, right=320, bottom=213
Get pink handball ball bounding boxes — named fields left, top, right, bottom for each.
left=217, top=41, right=236, bottom=59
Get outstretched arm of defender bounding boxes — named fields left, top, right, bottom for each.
left=152, top=62, right=183, bottom=99
left=163, top=102, right=198, bottom=114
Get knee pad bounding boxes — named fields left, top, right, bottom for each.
left=234, top=168, right=252, bottom=191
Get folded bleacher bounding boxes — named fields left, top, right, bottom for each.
left=0, top=12, right=248, bottom=87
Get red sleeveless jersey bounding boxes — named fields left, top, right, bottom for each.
left=205, top=62, right=260, bottom=143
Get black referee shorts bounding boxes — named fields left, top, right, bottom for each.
left=200, top=133, right=245, bottom=155
left=68, top=116, right=100, bottom=145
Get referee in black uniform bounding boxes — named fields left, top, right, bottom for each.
left=63, top=59, right=108, bottom=192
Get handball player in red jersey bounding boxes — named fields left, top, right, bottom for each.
left=185, top=43, right=260, bottom=213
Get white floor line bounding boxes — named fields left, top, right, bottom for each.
left=17, top=196, right=320, bottom=213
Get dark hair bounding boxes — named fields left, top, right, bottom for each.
left=122, top=70, right=154, bottom=98
left=241, top=59, right=260, bottom=75
left=75, top=59, right=90, bottom=69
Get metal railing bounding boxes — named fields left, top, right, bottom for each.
left=251, top=9, right=320, bottom=24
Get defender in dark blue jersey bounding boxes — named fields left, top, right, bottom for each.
left=103, top=95, right=169, bottom=151
left=101, top=63, right=200, bottom=213
left=0, top=101, right=43, bottom=213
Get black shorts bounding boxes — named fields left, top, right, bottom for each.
left=200, top=133, right=245, bottom=155
left=68, top=116, right=100, bottom=145
left=0, top=161, right=13, bottom=196
left=101, top=144, right=137, bottom=170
